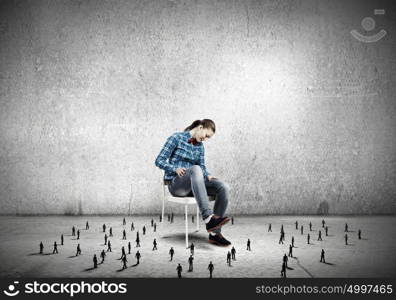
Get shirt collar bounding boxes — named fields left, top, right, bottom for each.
left=184, top=131, right=202, bottom=145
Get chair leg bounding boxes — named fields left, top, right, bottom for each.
left=160, top=185, right=167, bottom=238
left=196, top=205, right=199, bottom=231
left=185, top=205, right=188, bottom=249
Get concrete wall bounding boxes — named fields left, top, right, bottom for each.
left=0, top=0, right=395, bottom=215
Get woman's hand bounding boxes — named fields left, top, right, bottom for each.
left=207, top=175, right=218, bottom=181
left=176, top=168, right=186, bottom=176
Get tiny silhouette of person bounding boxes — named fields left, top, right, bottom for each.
left=136, top=232, right=140, bottom=247
left=283, top=253, right=288, bottom=268
left=192, top=215, right=194, bottom=223
left=167, top=214, right=170, bottom=222
left=176, top=263, right=182, bottom=278
left=171, top=213, right=174, bottom=223
left=128, top=242, right=131, bottom=254
left=100, top=249, right=106, bottom=263
left=278, top=233, right=284, bottom=244
left=295, top=221, right=298, bottom=230
left=281, top=261, right=287, bottom=278
left=104, top=234, right=108, bottom=245
left=154, top=223, right=157, bottom=232
left=93, top=254, right=98, bottom=268
left=122, top=229, right=126, bottom=240
left=358, top=229, right=361, bottom=240
left=53, top=241, right=58, bottom=254
left=120, top=246, right=126, bottom=260
left=227, top=251, right=232, bottom=266
left=345, top=223, right=348, bottom=232
left=135, top=250, right=141, bottom=264
left=322, top=219, right=325, bottom=228
left=307, top=233, right=310, bottom=244
left=102, top=224, right=106, bottom=233
left=325, top=226, right=328, bottom=236
left=231, top=216, right=234, bottom=225
left=39, top=241, right=44, bottom=254
left=152, top=239, right=157, bottom=251
left=318, top=230, right=322, bottom=241
left=86, top=221, right=89, bottom=230
left=61, top=234, right=64, bottom=245
left=247, top=239, right=251, bottom=251
left=123, top=217, right=126, bottom=225
left=107, top=240, right=112, bottom=252
left=143, top=226, right=146, bottom=235
left=300, top=225, right=304, bottom=235
left=131, top=222, right=134, bottom=231
left=188, top=255, right=194, bottom=271
left=208, top=261, right=214, bottom=278
left=77, top=229, right=80, bottom=240
left=169, top=247, right=175, bottom=261
left=189, top=243, right=195, bottom=255
left=231, top=246, right=236, bottom=260
left=109, top=227, right=113, bottom=237
left=291, top=236, right=295, bottom=247
left=288, top=244, right=293, bottom=257
left=151, top=218, right=154, bottom=227
left=159, top=214, right=162, bottom=222
left=122, top=255, right=128, bottom=269
left=280, top=224, right=284, bottom=234
left=268, top=223, right=272, bottom=232
left=344, top=233, right=348, bottom=245
left=309, top=222, right=312, bottom=231
left=320, top=249, right=325, bottom=263
left=72, top=226, right=76, bottom=236
left=76, top=244, right=81, bottom=256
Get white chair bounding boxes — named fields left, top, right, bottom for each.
left=160, top=173, right=215, bottom=248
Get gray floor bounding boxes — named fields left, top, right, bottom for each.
left=0, top=215, right=395, bottom=278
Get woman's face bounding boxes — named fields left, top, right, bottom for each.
left=195, top=126, right=214, bottom=142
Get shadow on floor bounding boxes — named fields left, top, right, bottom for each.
left=160, top=233, right=213, bottom=249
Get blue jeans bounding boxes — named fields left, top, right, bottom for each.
left=168, top=165, right=230, bottom=234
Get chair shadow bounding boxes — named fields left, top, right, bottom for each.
left=161, top=233, right=212, bottom=249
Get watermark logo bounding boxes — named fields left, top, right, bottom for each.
left=351, top=9, right=387, bottom=42
left=3, top=281, right=20, bottom=297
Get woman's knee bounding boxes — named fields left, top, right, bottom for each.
left=220, top=181, right=231, bottom=193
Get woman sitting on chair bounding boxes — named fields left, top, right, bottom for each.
left=155, top=119, right=232, bottom=246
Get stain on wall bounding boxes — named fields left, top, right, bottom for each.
left=0, top=0, right=395, bottom=214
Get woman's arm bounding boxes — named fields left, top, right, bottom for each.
left=155, top=134, right=178, bottom=173
left=198, top=145, right=210, bottom=178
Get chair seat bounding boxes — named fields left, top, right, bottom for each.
left=167, top=197, right=197, bottom=205
left=165, top=192, right=216, bottom=204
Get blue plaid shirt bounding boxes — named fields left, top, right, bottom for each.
left=155, top=131, right=211, bottom=181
